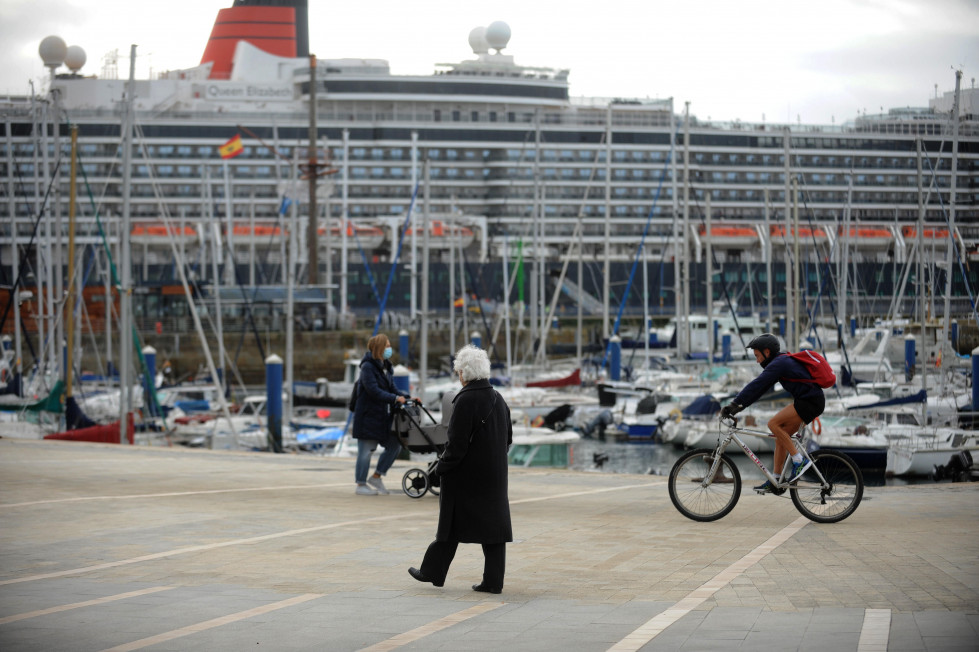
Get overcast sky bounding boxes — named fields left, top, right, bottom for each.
left=1, top=0, right=976, bottom=124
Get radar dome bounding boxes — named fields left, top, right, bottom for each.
left=39, top=35, right=67, bottom=68
left=485, top=21, right=511, bottom=52
left=65, top=45, right=87, bottom=73
left=468, top=26, right=489, bottom=54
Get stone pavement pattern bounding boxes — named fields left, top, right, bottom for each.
left=0, top=438, right=977, bottom=651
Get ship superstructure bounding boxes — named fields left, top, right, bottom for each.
left=1, top=1, right=977, bottom=322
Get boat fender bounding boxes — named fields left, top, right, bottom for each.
left=0, top=367, right=7, bottom=383
left=812, top=417, right=821, bottom=436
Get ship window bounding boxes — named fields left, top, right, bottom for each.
left=471, top=111, right=478, bottom=122
left=452, top=110, right=460, bottom=121
left=390, top=148, right=404, bottom=159
left=507, top=112, right=515, bottom=122
left=371, top=148, right=384, bottom=160
left=445, top=149, right=458, bottom=160
left=391, top=167, right=405, bottom=177
left=489, top=111, right=497, bottom=122
left=434, top=109, right=441, bottom=122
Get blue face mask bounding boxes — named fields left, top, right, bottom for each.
left=383, top=346, right=393, bottom=360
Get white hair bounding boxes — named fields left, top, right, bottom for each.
left=453, top=344, right=491, bottom=382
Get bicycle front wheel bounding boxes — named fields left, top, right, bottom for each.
left=668, top=448, right=742, bottom=522
left=790, top=450, right=863, bottom=523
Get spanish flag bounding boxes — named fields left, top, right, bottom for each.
left=219, top=134, right=244, bottom=159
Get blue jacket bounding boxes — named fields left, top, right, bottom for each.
left=351, top=351, right=408, bottom=442
left=732, top=352, right=824, bottom=408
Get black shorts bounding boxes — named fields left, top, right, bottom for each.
left=794, top=394, right=825, bottom=424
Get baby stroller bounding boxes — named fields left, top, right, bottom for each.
left=391, top=395, right=453, bottom=498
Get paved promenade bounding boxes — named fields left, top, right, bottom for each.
left=0, top=437, right=976, bottom=651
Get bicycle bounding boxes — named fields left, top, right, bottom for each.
left=668, top=415, right=864, bottom=523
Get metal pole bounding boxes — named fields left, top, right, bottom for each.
left=783, top=128, right=792, bottom=347
left=941, top=70, right=962, bottom=396
left=307, top=54, right=318, bottom=286
left=420, top=159, right=430, bottom=401
left=410, top=130, right=418, bottom=321
left=65, top=126, right=77, bottom=401
left=603, top=103, right=612, bottom=340
left=681, top=102, right=691, bottom=356
left=4, top=118, right=23, bottom=389
left=119, top=44, right=136, bottom=443
left=763, top=188, right=772, bottom=334
left=341, top=128, right=349, bottom=316
left=706, top=193, right=713, bottom=368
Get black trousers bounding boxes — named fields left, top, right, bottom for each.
left=419, top=540, right=506, bottom=589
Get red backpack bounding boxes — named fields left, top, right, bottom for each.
left=783, top=350, right=837, bottom=389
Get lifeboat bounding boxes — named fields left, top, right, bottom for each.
left=901, top=226, right=951, bottom=240
left=697, top=225, right=758, bottom=247
left=230, top=224, right=284, bottom=245
left=838, top=226, right=893, bottom=249
left=404, top=220, right=475, bottom=249
left=130, top=223, right=198, bottom=246
left=770, top=225, right=828, bottom=241
left=318, top=221, right=385, bottom=250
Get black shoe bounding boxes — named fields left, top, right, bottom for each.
left=408, top=566, right=443, bottom=587
left=472, top=583, right=502, bottom=594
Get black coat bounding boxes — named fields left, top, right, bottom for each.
left=351, top=352, right=406, bottom=443
left=434, top=379, right=513, bottom=544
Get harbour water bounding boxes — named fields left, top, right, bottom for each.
left=567, top=436, right=941, bottom=487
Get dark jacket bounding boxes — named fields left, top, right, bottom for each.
left=732, top=351, right=824, bottom=408
left=434, top=378, right=513, bottom=544
left=351, top=352, right=407, bottom=443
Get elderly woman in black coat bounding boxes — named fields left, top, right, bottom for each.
left=409, top=344, right=513, bottom=594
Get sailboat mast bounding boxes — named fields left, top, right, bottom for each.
left=64, top=126, right=77, bottom=403
left=119, top=45, right=136, bottom=443
left=940, top=70, right=962, bottom=397
left=307, top=54, right=318, bottom=286
left=916, top=138, right=926, bottom=425
left=763, top=189, right=773, bottom=333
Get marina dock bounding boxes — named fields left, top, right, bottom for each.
left=1, top=438, right=976, bottom=651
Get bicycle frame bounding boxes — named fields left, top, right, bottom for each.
left=704, top=418, right=827, bottom=490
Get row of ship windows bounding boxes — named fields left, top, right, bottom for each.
left=24, top=183, right=969, bottom=208
left=4, top=141, right=971, bottom=170
left=20, top=203, right=955, bottom=226
left=5, top=162, right=959, bottom=190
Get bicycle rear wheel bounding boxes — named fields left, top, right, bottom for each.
left=668, top=448, right=742, bottom=522
left=790, top=451, right=863, bottom=523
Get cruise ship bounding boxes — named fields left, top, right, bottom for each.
left=2, top=0, right=977, bottom=332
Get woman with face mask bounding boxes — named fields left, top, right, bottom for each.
left=351, top=333, right=412, bottom=495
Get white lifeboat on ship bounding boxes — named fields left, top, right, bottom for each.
left=230, top=224, right=284, bottom=245
left=404, top=220, right=475, bottom=249
left=130, top=222, right=198, bottom=246
left=838, top=226, right=893, bottom=249
left=697, top=225, right=758, bottom=247
left=320, top=221, right=385, bottom=250
left=901, top=226, right=952, bottom=252
left=770, top=225, right=829, bottom=243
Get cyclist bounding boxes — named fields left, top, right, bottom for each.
left=719, top=333, right=826, bottom=493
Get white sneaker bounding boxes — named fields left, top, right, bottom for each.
left=367, top=476, right=390, bottom=495
left=355, top=484, right=378, bottom=496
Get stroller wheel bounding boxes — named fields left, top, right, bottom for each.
left=402, top=468, right=430, bottom=498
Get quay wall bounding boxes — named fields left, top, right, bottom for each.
left=88, top=319, right=978, bottom=387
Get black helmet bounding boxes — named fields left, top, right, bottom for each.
left=747, top=333, right=780, bottom=355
